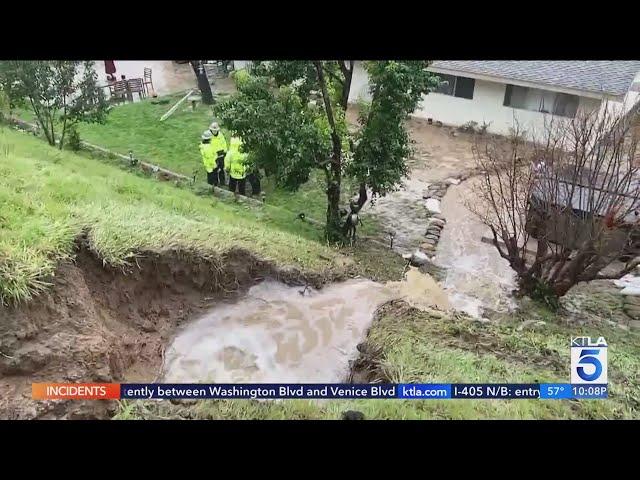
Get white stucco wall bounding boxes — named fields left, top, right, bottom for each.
left=232, top=60, right=253, bottom=71
left=347, top=61, right=621, bottom=137
left=348, top=61, right=372, bottom=103
left=415, top=80, right=602, bottom=137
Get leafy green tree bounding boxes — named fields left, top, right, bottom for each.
left=0, top=61, right=108, bottom=148
left=214, top=61, right=439, bottom=242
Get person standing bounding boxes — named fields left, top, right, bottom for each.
left=208, top=122, right=227, bottom=186
left=225, top=136, right=248, bottom=195
left=199, top=130, right=217, bottom=189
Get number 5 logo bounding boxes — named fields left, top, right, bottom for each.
left=577, top=349, right=602, bottom=382
left=571, top=345, right=607, bottom=384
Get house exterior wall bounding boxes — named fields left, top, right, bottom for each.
left=415, top=80, right=602, bottom=137
left=348, top=61, right=373, bottom=103
left=347, top=61, right=609, bottom=137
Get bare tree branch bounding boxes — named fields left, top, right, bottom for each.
left=472, top=102, right=640, bottom=300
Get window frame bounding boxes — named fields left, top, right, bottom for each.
left=435, top=74, right=475, bottom=100
left=503, top=84, right=579, bottom=118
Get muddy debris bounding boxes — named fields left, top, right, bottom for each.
left=387, top=267, right=450, bottom=311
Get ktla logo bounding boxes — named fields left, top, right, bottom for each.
left=571, top=337, right=608, bottom=384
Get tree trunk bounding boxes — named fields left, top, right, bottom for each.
left=551, top=281, right=573, bottom=298
left=29, top=97, right=54, bottom=146
left=59, top=110, right=68, bottom=150
left=190, top=61, right=214, bottom=105
left=338, top=61, right=354, bottom=111
left=326, top=173, right=342, bottom=242
left=314, top=61, right=344, bottom=242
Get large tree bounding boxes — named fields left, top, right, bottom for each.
left=214, top=61, right=439, bottom=241
left=0, top=61, right=108, bottom=148
left=472, top=106, right=640, bottom=306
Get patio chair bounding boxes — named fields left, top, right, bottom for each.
left=109, top=80, right=128, bottom=104
left=143, top=68, right=155, bottom=96
left=127, top=78, right=146, bottom=100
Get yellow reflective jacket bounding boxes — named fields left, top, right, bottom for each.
left=210, top=132, right=227, bottom=155
left=200, top=142, right=216, bottom=173
left=224, top=137, right=248, bottom=179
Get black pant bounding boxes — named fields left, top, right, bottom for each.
left=229, top=177, right=246, bottom=195
left=214, top=156, right=225, bottom=186
left=206, top=161, right=226, bottom=187
left=247, top=172, right=261, bottom=195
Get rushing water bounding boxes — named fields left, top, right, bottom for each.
left=162, top=270, right=454, bottom=383
left=368, top=173, right=517, bottom=318
left=434, top=181, right=516, bottom=317
left=365, top=176, right=432, bottom=255
left=162, top=279, right=395, bottom=383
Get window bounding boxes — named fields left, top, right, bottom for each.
left=436, top=74, right=475, bottom=99
left=503, top=84, right=579, bottom=118
left=436, top=74, right=455, bottom=95
left=553, top=93, right=579, bottom=117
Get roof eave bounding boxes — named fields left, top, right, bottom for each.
left=427, top=65, right=622, bottom=100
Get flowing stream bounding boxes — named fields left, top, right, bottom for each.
left=434, top=181, right=516, bottom=317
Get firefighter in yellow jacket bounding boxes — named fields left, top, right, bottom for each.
left=208, top=122, right=227, bottom=186
left=199, top=129, right=218, bottom=188
left=224, top=136, right=248, bottom=195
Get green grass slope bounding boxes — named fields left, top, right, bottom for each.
left=0, top=127, right=344, bottom=306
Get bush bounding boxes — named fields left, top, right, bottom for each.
left=66, top=125, right=81, bottom=151
left=459, top=120, right=479, bottom=133
left=459, top=120, right=492, bottom=135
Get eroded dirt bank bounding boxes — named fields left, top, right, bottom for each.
left=0, top=242, right=327, bottom=419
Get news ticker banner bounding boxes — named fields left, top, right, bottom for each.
left=32, top=383, right=608, bottom=401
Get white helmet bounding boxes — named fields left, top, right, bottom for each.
left=209, top=122, right=220, bottom=134
left=201, top=129, right=213, bottom=140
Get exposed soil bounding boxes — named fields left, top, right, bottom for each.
left=347, top=107, right=479, bottom=183
left=0, top=241, right=329, bottom=419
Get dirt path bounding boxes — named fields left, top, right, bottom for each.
left=347, top=108, right=480, bottom=254
left=346, top=108, right=519, bottom=316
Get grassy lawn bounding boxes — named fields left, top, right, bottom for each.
left=12, top=93, right=215, bottom=178
left=13, top=95, right=380, bottom=231
left=80, top=94, right=216, bottom=178
left=115, top=299, right=640, bottom=419
left=0, top=127, right=346, bottom=306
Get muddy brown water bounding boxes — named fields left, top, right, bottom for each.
left=434, top=181, right=516, bottom=317
left=162, top=279, right=394, bottom=383
left=162, top=270, right=449, bottom=383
